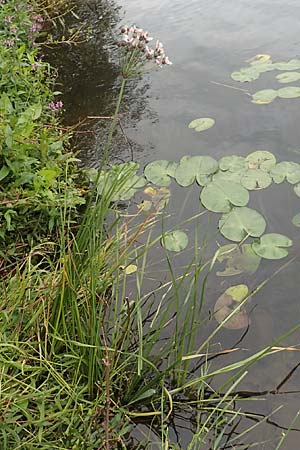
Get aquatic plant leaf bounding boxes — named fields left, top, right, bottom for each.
left=270, top=161, right=300, bottom=184
left=214, top=285, right=250, bottom=330
left=219, top=155, right=246, bottom=172
left=144, top=186, right=171, bottom=211
left=161, top=230, right=188, bottom=252
left=252, top=233, right=293, bottom=259
left=292, top=213, right=300, bottom=227
left=277, top=86, right=300, bottom=99
left=248, top=54, right=272, bottom=65
left=276, top=72, right=300, bottom=83
left=212, top=170, right=244, bottom=184
left=217, top=243, right=261, bottom=276
left=274, top=59, right=300, bottom=71
left=241, top=169, right=272, bottom=190
left=251, top=89, right=277, bottom=104
left=294, top=183, right=300, bottom=197
left=137, top=200, right=152, bottom=211
left=231, top=67, right=260, bottom=82
left=219, top=207, right=266, bottom=242
left=144, top=160, right=177, bottom=186
left=175, top=156, right=218, bottom=187
left=188, top=117, right=215, bottom=132
left=200, top=181, right=249, bottom=213
left=245, top=151, right=276, bottom=171
left=123, top=264, right=138, bottom=275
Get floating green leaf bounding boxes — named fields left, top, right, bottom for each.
left=144, top=160, right=177, bottom=186
left=213, top=170, right=243, bottom=184
left=252, top=233, right=293, bottom=259
left=294, top=183, right=300, bottom=197
left=270, top=161, right=300, bottom=184
left=200, top=181, right=249, bottom=213
left=231, top=67, right=260, bottom=82
left=214, top=284, right=250, bottom=330
left=245, top=151, right=276, bottom=171
left=188, top=117, right=215, bottom=132
left=274, top=59, right=300, bottom=71
left=277, top=86, right=300, bottom=99
left=161, top=230, right=189, bottom=252
left=175, top=156, right=218, bottom=187
left=217, top=243, right=261, bottom=276
left=276, top=72, right=300, bottom=83
left=241, top=169, right=272, bottom=190
left=219, top=155, right=246, bottom=172
left=219, top=207, right=266, bottom=242
left=251, top=89, right=278, bottom=104
left=292, top=213, right=300, bottom=227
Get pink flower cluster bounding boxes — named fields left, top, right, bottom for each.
left=28, top=13, right=44, bottom=40
left=118, top=25, right=172, bottom=67
left=49, top=101, right=63, bottom=112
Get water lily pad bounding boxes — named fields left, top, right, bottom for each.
left=240, top=169, right=272, bottom=190
left=144, top=160, right=177, bottom=186
left=200, top=180, right=249, bottom=213
left=212, top=170, right=244, bottom=184
left=252, top=233, right=293, bottom=259
left=231, top=67, right=260, bottom=82
left=274, top=59, right=300, bottom=71
left=188, top=117, right=215, bottom=132
left=294, top=183, right=300, bottom=197
left=143, top=186, right=171, bottom=211
left=219, top=207, right=266, bottom=242
left=214, top=284, right=250, bottom=330
left=292, top=213, right=300, bottom=227
left=277, top=86, right=300, bottom=99
left=276, top=72, right=300, bottom=83
left=248, top=54, right=272, bottom=65
left=217, top=243, right=261, bottom=276
left=270, top=161, right=300, bottom=184
left=252, top=89, right=278, bottom=104
left=175, top=156, right=218, bottom=187
left=245, top=151, right=276, bottom=171
left=219, top=155, right=246, bottom=172
left=161, top=230, right=189, bottom=252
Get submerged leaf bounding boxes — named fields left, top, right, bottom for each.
left=144, top=160, right=177, bottom=186
left=217, top=243, right=261, bottom=276
left=219, top=207, right=266, bottom=242
left=214, top=285, right=250, bottom=330
left=200, top=181, right=249, bottom=213
left=161, top=230, right=188, bottom=252
left=292, top=213, right=300, bottom=227
left=188, top=117, right=215, bottom=132
left=252, top=89, right=277, bottom=104
left=252, top=233, right=293, bottom=259
left=276, top=72, right=300, bottom=83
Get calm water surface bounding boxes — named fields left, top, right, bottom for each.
left=54, top=0, right=300, bottom=447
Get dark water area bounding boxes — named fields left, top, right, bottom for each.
left=47, top=0, right=300, bottom=448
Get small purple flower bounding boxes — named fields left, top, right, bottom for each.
left=49, top=101, right=63, bottom=112
left=4, top=39, right=14, bottom=47
left=55, top=101, right=63, bottom=109
left=5, top=16, right=12, bottom=24
left=10, top=26, right=18, bottom=34
left=32, top=62, right=39, bottom=70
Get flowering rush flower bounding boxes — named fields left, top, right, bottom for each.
left=118, top=25, right=172, bottom=77
left=49, top=101, right=63, bottom=112
left=4, top=39, right=14, bottom=47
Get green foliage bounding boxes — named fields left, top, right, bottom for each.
left=200, top=180, right=249, bottom=213
left=217, top=243, right=261, bottom=276
left=252, top=233, right=293, bottom=259
left=144, top=159, right=177, bottom=186
left=214, top=284, right=249, bottom=329
left=219, top=207, right=266, bottom=242
left=161, top=229, right=189, bottom=251
left=0, top=0, right=84, bottom=255
left=188, top=117, right=215, bottom=132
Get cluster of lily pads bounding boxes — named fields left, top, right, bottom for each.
left=89, top=150, right=299, bottom=260
left=231, top=55, right=300, bottom=104
left=143, top=150, right=298, bottom=258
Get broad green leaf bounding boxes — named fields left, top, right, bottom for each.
left=276, top=72, right=300, bottom=83
left=252, top=233, right=293, bottom=259
left=217, top=243, right=261, bottom=276
left=219, top=207, right=266, bottom=242
left=294, top=183, right=300, bottom=197
left=175, top=156, right=217, bottom=187
left=231, top=67, right=260, bottom=82
left=188, top=117, right=215, bottom=132
left=274, top=59, right=300, bottom=71
left=251, top=89, right=277, bottom=104
left=240, top=169, right=272, bottom=190
left=212, top=170, right=244, bottom=184
left=277, top=86, right=300, bottom=99
left=200, top=180, right=249, bottom=213
left=144, top=160, right=177, bottom=186
left=214, top=285, right=250, bottom=329
left=123, top=264, right=137, bottom=275
left=245, top=151, right=276, bottom=171
left=270, top=161, right=300, bottom=184
left=0, top=166, right=9, bottom=181
left=219, top=155, right=246, bottom=172
left=161, top=230, right=188, bottom=252
left=292, top=213, right=300, bottom=227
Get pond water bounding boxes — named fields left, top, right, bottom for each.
left=49, top=0, right=300, bottom=447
